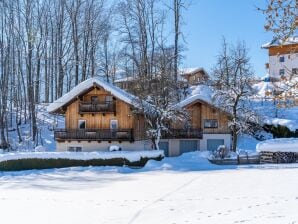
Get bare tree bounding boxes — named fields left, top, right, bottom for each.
left=259, top=0, right=297, bottom=40
left=212, top=40, right=261, bottom=151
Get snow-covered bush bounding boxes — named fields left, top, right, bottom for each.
left=109, top=145, right=122, bottom=152
left=213, top=145, right=229, bottom=159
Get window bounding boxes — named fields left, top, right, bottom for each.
left=279, top=56, right=285, bottom=62
left=204, top=119, right=218, bottom=128
left=67, top=147, right=82, bottom=152
left=91, top=96, right=98, bottom=103
left=279, top=69, right=285, bottom=76
left=110, top=120, right=118, bottom=130
left=78, top=120, right=86, bottom=129
left=292, top=68, right=298, bottom=75
left=105, top=95, right=113, bottom=103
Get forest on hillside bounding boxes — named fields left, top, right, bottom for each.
left=0, top=0, right=186, bottom=148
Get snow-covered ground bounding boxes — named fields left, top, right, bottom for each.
left=1, top=152, right=298, bottom=224
left=6, top=104, right=64, bottom=151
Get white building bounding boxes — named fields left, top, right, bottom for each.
left=262, top=37, right=298, bottom=80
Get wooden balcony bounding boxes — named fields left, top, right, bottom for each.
left=79, top=101, right=116, bottom=114
left=54, top=129, right=134, bottom=142
left=162, top=129, right=203, bottom=139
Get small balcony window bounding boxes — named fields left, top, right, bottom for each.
left=204, top=119, right=218, bottom=128
left=279, top=56, right=285, bottom=62
left=78, top=120, right=86, bottom=129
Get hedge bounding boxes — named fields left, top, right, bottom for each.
left=0, top=155, right=163, bottom=172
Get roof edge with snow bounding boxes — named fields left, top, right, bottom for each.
left=262, top=36, right=298, bottom=49
left=47, top=78, right=138, bottom=114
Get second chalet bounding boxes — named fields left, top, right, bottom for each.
left=48, top=78, right=231, bottom=156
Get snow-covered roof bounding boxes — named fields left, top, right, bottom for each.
left=262, top=36, right=298, bottom=49
left=180, top=67, right=208, bottom=76
left=177, top=85, right=214, bottom=108
left=47, top=78, right=137, bottom=113
left=114, top=76, right=136, bottom=83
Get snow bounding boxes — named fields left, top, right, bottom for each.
left=265, top=117, right=298, bottom=132
left=47, top=78, right=138, bottom=113
left=237, top=134, right=261, bottom=152
left=4, top=104, right=62, bottom=151
left=0, top=150, right=164, bottom=163
left=262, top=36, right=298, bottom=48
left=177, top=85, right=214, bottom=108
left=252, top=80, right=276, bottom=97
left=34, top=145, right=47, bottom=152
left=179, top=67, right=208, bottom=76
left=256, top=138, right=298, bottom=152
left=109, top=145, right=122, bottom=151
left=1, top=152, right=298, bottom=224
left=251, top=99, right=298, bottom=132
left=114, top=76, right=136, bottom=83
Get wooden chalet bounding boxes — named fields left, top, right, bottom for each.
left=47, top=78, right=148, bottom=152
left=48, top=79, right=231, bottom=156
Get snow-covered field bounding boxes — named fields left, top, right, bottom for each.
left=1, top=152, right=298, bottom=224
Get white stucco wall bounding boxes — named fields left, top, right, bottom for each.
left=56, top=140, right=151, bottom=152
left=200, top=134, right=231, bottom=151
left=160, top=134, right=231, bottom=157
left=269, top=53, right=298, bottom=78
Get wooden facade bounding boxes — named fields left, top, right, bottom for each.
left=55, top=87, right=146, bottom=141
left=181, top=69, right=209, bottom=85
left=173, top=101, right=230, bottom=134
left=52, top=80, right=230, bottom=147
left=268, top=44, right=298, bottom=56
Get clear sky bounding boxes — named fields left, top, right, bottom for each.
left=182, top=0, right=272, bottom=77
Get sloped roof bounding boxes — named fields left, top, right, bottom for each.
left=262, top=36, right=298, bottom=49
left=47, top=78, right=137, bottom=113
left=180, top=67, right=208, bottom=77
left=176, top=85, right=214, bottom=108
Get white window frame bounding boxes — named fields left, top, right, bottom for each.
left=204, top=119, right=218, bottom=128
left=78, top=120, right=86, bottom=129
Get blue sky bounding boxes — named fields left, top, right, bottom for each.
left=183, top=0, right=272, bottom=77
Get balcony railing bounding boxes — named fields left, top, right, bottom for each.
left=162, top=128, right=203, bottom=139
left=54, top=129, right=134, bottom=141
left=79, top=101, right=116, bottom=113
left=203, top=129, right=231, bottom=134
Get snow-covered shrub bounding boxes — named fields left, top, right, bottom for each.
left=109, top=145, right=122, bottom=152
left=212, top=145, right=230, bottom=159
